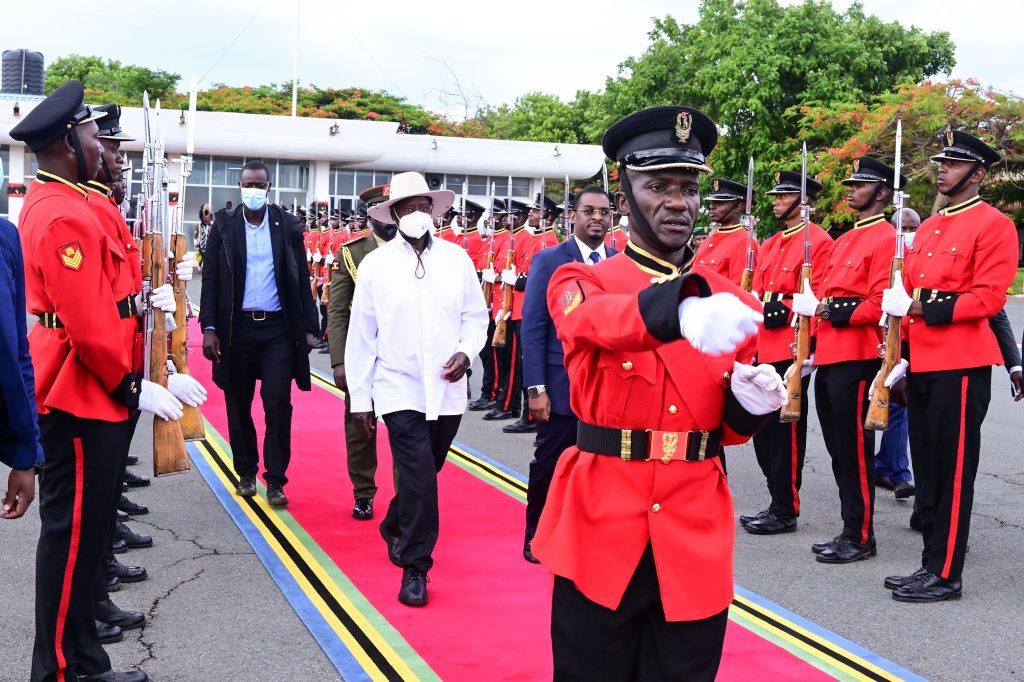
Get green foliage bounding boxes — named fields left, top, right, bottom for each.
left=45, top=54, right=180, bottom=101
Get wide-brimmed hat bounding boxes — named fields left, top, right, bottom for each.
left=367, top=172, right=454, bottom=222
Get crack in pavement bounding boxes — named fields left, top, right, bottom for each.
left=974, top=511, right=1024, bottom=532
left=977, top=470, right=1024, bottom=488
left=134, top=567, right=206, bottom=671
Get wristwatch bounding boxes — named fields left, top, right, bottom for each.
left=527, top=385, right=546, bottom=398
left=820, top=305, right=831, bottom=320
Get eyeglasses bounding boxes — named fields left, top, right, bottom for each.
left=576, top=207, right=612, bottom=217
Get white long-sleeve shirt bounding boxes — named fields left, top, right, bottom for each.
left=345, top=236, right=489, bottom=420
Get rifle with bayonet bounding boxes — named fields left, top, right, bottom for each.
left=780, top=143, right=813, bottom=423
left=461, top=180, right=470, bottom=251
left=482, top=182, right=497, bottom=301
left=740, top=156, right=757, bottom=292
left=865, top=120, right=906, bottom=431
left=142, top=93, right=190, bottom=475
left=602, top=165, right=615, bottom=250
left=562, top=175, right=572, bottom=241
left=493, top=176, right=514, bottom=347
left=537, top=177, right=547, bottom=243
left=169, top=80, right=205, bottom=442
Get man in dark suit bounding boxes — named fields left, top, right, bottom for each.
left=520, top=185, right=617, bottom=562
left=200, top=160, right=319, bottom=507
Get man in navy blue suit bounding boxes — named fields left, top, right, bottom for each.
left=521, top=186, right=617, bottom=562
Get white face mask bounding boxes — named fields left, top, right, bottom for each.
left=903, top=231, right=916, bottom=248
left=240, top=187, right=268, bottom=211
left=398, top=211, right=433, bottom=239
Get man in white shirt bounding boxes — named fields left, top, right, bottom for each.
left=345, top=172, right=489, bottom=607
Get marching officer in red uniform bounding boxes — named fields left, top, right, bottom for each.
left=13, top=80, right=184, bottom=682
left=530, top=193, right=563, bottom=252
left=742, top=170, right=833, bottom=535
left=695, top=177, right=760, bottom=285
left=791, top=157, right=900, bottom=563
left=880, top=130, right=1018, bottom=602
left=469, top=204, right=511, bottom=412
left=533, top=106, right=788, bottom=681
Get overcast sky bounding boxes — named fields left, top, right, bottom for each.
left=6, top=0, right=1022, bottom=119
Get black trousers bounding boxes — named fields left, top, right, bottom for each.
left=93, top=411, right=140, bottom=606
left=317, top=284, right=328, bottom=339
left=380, top=410, right=461, bottom=572
left=751, top=359, right=810, bottom=517
left=225, top=316, right=295, bottom=486
left=815, top=360, right=880, bottom=544
left=478, top=319, right=497, bottom=401
left=525, top=413, right=577, bottom=536
left=493, top=319, right=522, bottom=416
left=908, top=366, right=990, bottom=581
left=551, top=545, right=729, bottom=682
left=33, top=410, right=131, bottom=681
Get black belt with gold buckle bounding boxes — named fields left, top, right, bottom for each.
left=38, top=295, right=137, bottom=328
left=577, top=422, right=721, bottom=463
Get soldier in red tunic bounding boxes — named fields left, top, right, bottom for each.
left=533, top=106, right=787, bottom=681
left=695, top=177, right=760, bottom=285
left=880, top=130, right=1018, bottom=602
left=790, top=156, right=901, bottom=563
left=13, top=79, right=183, bottom=682
left=742, top=170, right=833, bottom=535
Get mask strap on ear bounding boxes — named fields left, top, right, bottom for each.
left=68, top=128, right=88, bottom=184
left=945, top=161, right=982, bottom=198
left=618, top=163, right=673, bottom=253
left=778, top=195, right=801, bottom=223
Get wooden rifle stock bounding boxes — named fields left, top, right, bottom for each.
left=740, top=269, right=753, bottom=293
left=482, top=251, right=494, bottom=302
left=780, top=264, right=812, bottom=422
left=150, top=230, right=190, bottom=475
left=865, top=256, right=904, bottom=430
left=493, top=249, right=514, bottom=347
left=170, top=233, right=205, bottom=441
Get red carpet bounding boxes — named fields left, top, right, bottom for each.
left=187, top=321, right=841, bottom=680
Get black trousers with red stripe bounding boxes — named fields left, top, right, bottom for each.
left=478, top=319, right=497, bottom=401
left=751, top=360, right=810, bottom=518
left=33, top=410, right=130, bottom=681
left=814, top=359, right=881, bottom=544
left=908, top=366, right=990, bottom=582
left=493, top=320, right=523, bottom=416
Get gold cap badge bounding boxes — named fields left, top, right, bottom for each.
left=713, top=179, right=720, bottom=192
left=674, top=112, right=692, bottom=143
left=853, top=158, right=860, bottom=172
left=946, top=130, right=955, bottom=146
left=774, top=171, right=781, bottom=183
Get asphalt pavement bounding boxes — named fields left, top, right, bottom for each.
left=2, top=295, right=1022, bottom=681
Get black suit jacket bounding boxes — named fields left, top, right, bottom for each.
left=522, top=238, right=617, bottom=416
left=989, top=307, right=1021, bottom=372
left=199, top=205, right=318, bottom=391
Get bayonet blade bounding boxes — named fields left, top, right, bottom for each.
left=800, top=143, right=808, bottom=206
left=893, top=120, right=903, bottom=190
left=186, top=76, right=198, bottom=156
left=745, top=156, right=754, bottom=216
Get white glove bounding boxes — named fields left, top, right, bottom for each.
left=678, top=293, right=763, bottom=356
left=167, top=373, right=208, bottom=407
left=501, top=267, right=517, bottom=284
left=783, top=354, right=816, bottom=380
left=150, top=284, right=176, bottom=314
left=750, top=290, right=761, bottom=301
left=139, top=379, right=184, bottom=420
left=884, top=358, right=909, bottom=388
left=174, top=254, right=195, bottom=282
left=325, top=253, right=335, bottom=266
left=306, top=249, right=313, bottom=262
left=481, top=268, right=497, bottom=284
left=790, top=279, right=819, bottom=317
left=165, top=312, right=177, bottom=333
left=314, top=253, right=324, bottom=264
left=881, top=271, right=913, bottom=317
left=731, top=362, right=788, bottom=415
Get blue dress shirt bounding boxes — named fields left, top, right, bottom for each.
left=241, top=209, right=281, bottom=311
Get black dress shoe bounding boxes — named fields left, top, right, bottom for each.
left=502, top=417, right=536, bottom=433
left=744, top=512, right=797, bottom=535
left=126, top=454, right=140, bottom=466
left=80, top=670, right=149, bottom=681
left=96, top=599, right=146, bottom=631
left=894, top=480, right=916, bottom=499
left=96, top=620, right=123, bottom=644
left=267, top=484, right=289, bottom=507
left=398, top=568, right=429, bottom=607
left=532, top=437, right=540, bottom=448
left=116, top=509, right=129, bottom=521
left=379, top=523, right=402, bottom=567
left=107, top=557, right=147, bottom=584
left=352, top=497, right=374, bottom=520
left=739, top=509, right=770, bottom=527
left=235, top=476, right=257, bottom=497
left=114, top=522, right=153, bottom=549
left=483, top=408, right=514, bottom=421
left=891, top=571, right=962, bottom=603
left=123, top=470, right=150, bottom=488
left=106, top=575, right=122, bottom=592
left=884, top=566, right=929, bottom=591
left=117, top=495, right=149, bottom=516
left=875, top=475, right=895, bottom=491
left=111, top=539, right=128, bottom=555
left=523, top=536, right=540, bottom=564
left=811, top=535, right=841, bottom=554
left=468, top=397, right=496, bottom=411
left=816, top=537, right=876, bottom=564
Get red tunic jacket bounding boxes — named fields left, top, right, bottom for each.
left=752, top=222, right=833, bottom=363
left=694, top=224, right=759, bottom=286
left=533, top=242, right=767, bottom=621
left=902, top=198, right=1018, bottom=372
left=20, top=174, right=140, bottom=422
left=814, top=215, right=895, bottom=366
